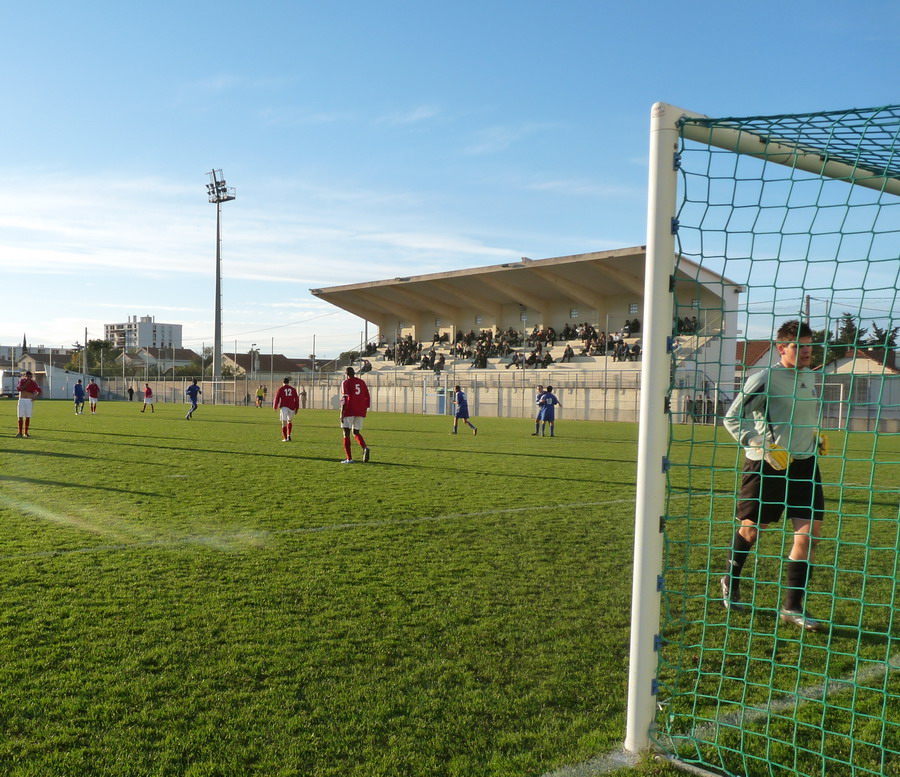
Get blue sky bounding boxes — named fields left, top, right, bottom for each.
left=1, top=0, right=897, bottom=357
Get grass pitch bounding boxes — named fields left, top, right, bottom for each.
left=7, top=401, right=892, bottom=776
left=1, top=400, right=669, bottom=777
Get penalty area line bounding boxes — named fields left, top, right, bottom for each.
left=686, top=651, right=900, bottom=743
left=540, top=652, right=900, bottom=777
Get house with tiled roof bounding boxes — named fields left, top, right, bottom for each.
left=821, top=347, right=899, bottom=375
left=118, top=347, right=201, bottom=373
left=222, top=352, right=310, bottom=377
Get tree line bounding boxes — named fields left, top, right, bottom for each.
left=809, top=313, right=898, bottom=369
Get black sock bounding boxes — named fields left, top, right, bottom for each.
left=727, top=532, right=754, bottom=582
left=784, top=559, right=810, bottom=612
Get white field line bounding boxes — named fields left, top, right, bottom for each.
left=540, top=750, right=640, bottom=777
left=0, top=497, right=642, bottom=562
left=543, top=654, right=900, bottom=777
left=688, top=651, right=900, bottom=742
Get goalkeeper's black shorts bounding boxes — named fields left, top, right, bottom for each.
left=736, top=456, right=824, bottom=525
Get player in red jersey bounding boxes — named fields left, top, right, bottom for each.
left=86, top=378, right=101, bottom=414
left=273, top=376, right=301, bottom=441
left=141, top=384, right=154, bottom=413
left=15, top=371, right=43, bottom=437
left=339, top=366, right=371, bottom=463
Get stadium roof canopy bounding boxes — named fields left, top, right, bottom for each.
left=311, top=246, right=741, bottom=340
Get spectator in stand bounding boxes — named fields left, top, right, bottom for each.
left=360, top=359, right=373, bottom=373
left=561, top=344, right=575, bottom=363
left=434, top=354, right=446, bottom=373
left=506, top=351, right=522, bottom=370
left=541, top=352, right=554, bottom=368
left=15, top=371, right=42, bottom=437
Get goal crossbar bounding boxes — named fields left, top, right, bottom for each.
left=675, top=104, right=900, bottom=197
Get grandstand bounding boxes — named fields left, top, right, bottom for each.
left=310, top=245, right=743, bottom=421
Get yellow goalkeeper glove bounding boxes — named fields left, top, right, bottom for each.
left=761, top=443, right=790, bottom=471
left=816, top=432, right=829, bottom=456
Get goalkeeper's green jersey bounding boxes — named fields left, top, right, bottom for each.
left=723, top=363, right=820, bottom=461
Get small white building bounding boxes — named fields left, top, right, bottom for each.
left=820, top=348, right=900, bottom=432
left=8, top=351, right=102, bottom=400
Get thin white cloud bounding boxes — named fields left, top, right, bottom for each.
left=462, top=122, right=556, bottom=155
left=527, top=179, right=642, bottom=198
left=361, top=231, right=519, bottom=258
left=376, top=105, right=441, bottom=126
left=258, top=107, right=354, bottom=125
left=187, top=74, right=289, bottom=93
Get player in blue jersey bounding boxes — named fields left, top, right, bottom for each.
left=73, top=379, right=86, bottom=415
left=185, top=380, right=202, bottom=420
left=537, top=385, right=561, bottom=437
left=720, top=320, right=829, bottom=632
left=451, top=385, right=477, bottom=435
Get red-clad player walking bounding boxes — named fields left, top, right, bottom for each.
left=273, top=376, right=301, bottom=442
left=15, top=370, right=43, bottom=438
left=339, top=366, right=371, bottom=463
left=86, top=378, right=101, bottom=414
left=141, top=384, right=154, bottom=413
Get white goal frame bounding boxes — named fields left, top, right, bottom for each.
left=624, top=101, right=900, bottom=755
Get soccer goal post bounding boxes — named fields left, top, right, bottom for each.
left=627, top=102, right=900, bottom=776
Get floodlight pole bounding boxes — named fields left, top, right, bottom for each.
left=207, top=169, right=236, bottom=390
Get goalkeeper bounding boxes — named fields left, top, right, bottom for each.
left=720, top=319, right=828, bottom=632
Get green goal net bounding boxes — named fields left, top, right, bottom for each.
left=654, top=105, right=900, bottom=776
